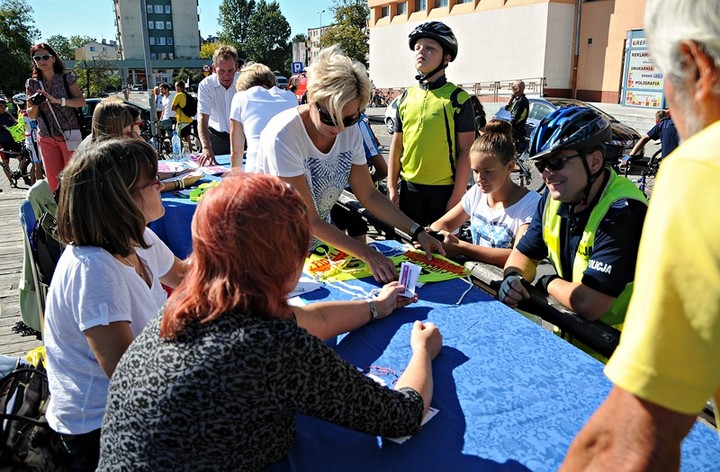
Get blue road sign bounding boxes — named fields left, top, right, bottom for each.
left=291, top=62, right=304, bottom=74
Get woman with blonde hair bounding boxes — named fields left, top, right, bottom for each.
left=428, top=120, right=540, bottom=266
left=75, top=100, right=134, bottom=153
left=99, top=172, right=442, bottom=470
left=256, top=46, right=444, bottom=283
left=229, top=62, right=297, bottom=170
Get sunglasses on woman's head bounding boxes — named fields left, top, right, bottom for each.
left=316, top=104, right=360, bottom=128
left=533, top=153, right=582, bottom=173
left=33, top=54, right=53, bottom=62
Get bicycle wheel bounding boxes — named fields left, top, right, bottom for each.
left=649, top=148, right=662, bottom=168
left=19, top=154, right=32, bottom=186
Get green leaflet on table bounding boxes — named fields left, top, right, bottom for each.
left=189, top=181, right=220, bottom=202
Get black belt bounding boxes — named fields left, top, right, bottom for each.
left=208, top=127, right=230, bottom=139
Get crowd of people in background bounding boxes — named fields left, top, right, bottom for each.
left=5, top=0, right=720, bottom=469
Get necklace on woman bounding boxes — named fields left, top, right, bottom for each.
left=123, top=253, right=148, bottom=283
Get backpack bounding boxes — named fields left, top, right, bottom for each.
left=180, top=93, right=197, bottom=117
left=0, top=359, right=69, bottom=470
left=31, top=212, right=64, bottom=286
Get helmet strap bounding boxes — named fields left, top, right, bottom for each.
left=573, top=151, right=605, bottom=207
left=415, top=57, right=448, bottom=85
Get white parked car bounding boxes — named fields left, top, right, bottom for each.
left=383, top=97, right=399, bottom=134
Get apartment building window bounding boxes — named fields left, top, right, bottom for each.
left=146, top=4, right=153, bottom=14
left=397, top=2, right=407, bottom=14
left=156, top=21, right=164, bottom=29
left=168, top=52, right=174, bottom=59
left=165, top=5, right=171, bottom=14
left=167, top=37, right=173, bottom=45
left=381, top=6, right=389, bottom=17
left=151, top=52, right=157, bottom=60
left=149, top=37, right=155, bottom=45
left=166, top=21, right=172, bottom=29
left=90, top=46, right=96, bottom=51
left=154, top=5, right=163, bottom=13
left=416, top=0, right=427, bottom=12
left=434, top=0, right=448, bottom=7
left=158, top=37, right=166, bottom=45
left=148, top=20, right=154, bottom=29
left=456, top=0, right=472, bottom=3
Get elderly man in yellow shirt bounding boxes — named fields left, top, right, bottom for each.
left=562, top=0, right=720, bottom=470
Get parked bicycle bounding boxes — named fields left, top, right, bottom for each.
left=619, top=151, right=660, bottom=198
left=512, top=146, right=546, bottom=192
left=0, top=142, right=36, bottom=188
left=144, top=119, right=201, bottom=160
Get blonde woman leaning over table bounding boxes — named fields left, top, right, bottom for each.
left=427, top=120, right=540, bottom=267
left=256, top=45, right=444, bottom=283
left=43, top=139, right=188, bottom=471
left=99, top=173, right=442, bottom=471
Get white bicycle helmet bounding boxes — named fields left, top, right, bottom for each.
left=12, top=93, right=28, bottom=106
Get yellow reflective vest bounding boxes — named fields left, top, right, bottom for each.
left=542, top=170, right=647, bottom=328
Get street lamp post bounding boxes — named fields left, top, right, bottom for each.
left=318, top=9, right=325, bottom=27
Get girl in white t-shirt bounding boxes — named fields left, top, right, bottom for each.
left=430, top=120, right=540, bottom=267
left=43, top=139, right=187, bottom=470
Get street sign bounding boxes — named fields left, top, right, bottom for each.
left=291, top=62, right=304, bottom=74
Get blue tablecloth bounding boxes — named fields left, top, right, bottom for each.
left=149, top=155, right=231, bottom=258
left=264, top=241, right=720, bottom=471
left=149, top=179, right=719, bottom=471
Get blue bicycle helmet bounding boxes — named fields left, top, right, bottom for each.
left=408, top=21, right=458, bottom=61
left=528, top=106, right=611, bottom=161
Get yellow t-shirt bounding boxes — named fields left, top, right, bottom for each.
left=605, top=120, right=720, bottom=415
left=171, top=92, right=193, bottom=124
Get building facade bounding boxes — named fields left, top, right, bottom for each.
left=292, top=39, right=307, bottom=66
left=306, top=25, right=334, bottom=66
left=113, top=0, right=201, bottom=87
left=114, top=0, right=200, bottom=61
left=367, top=0, right=647, bottom=105
left=75, top=40, right=119, bottom=61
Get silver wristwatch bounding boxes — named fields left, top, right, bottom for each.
left=368, top=300, right=379, bottom=322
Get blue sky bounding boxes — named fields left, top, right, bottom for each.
left=29, top=0, right=334, bottom=43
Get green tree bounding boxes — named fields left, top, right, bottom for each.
left=46, top=34, right=96, bottom=61
left=246, top=0, right=291, bottom=74
left=46, top=34, right=72, bottom=59
left=200, top=42, right=217, bottom=59
left=291, top=33, right=306, bottom=43
left=75, top=58, right=120, bottom=97
left=0, top=0, right=38, bottom=94
left=318, top=0, right=369, bottom=67
left=217, top=0, right=255, bottom=59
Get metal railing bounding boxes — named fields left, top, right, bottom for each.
left=464, top=77, right=547, bottom=101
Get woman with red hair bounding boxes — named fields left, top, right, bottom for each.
left=99, top=173, right=443, bottom=471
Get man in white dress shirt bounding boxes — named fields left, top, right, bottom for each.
left=198, top=45, right=241, bottom=165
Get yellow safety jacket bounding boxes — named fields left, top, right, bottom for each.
left=397, top=83, right=470, bottom=185
left=542, top=170, right=647, bottom=329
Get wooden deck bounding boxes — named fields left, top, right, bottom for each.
left=0, top=177, right=43, bottom=358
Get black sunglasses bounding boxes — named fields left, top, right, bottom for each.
left=133, top=174, right=162, bottom=191
left=534, top=153, right=582, bottom=173
left=32, top=54, right=54, bottom=62
left=316, top=104, right=360, bottom=128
